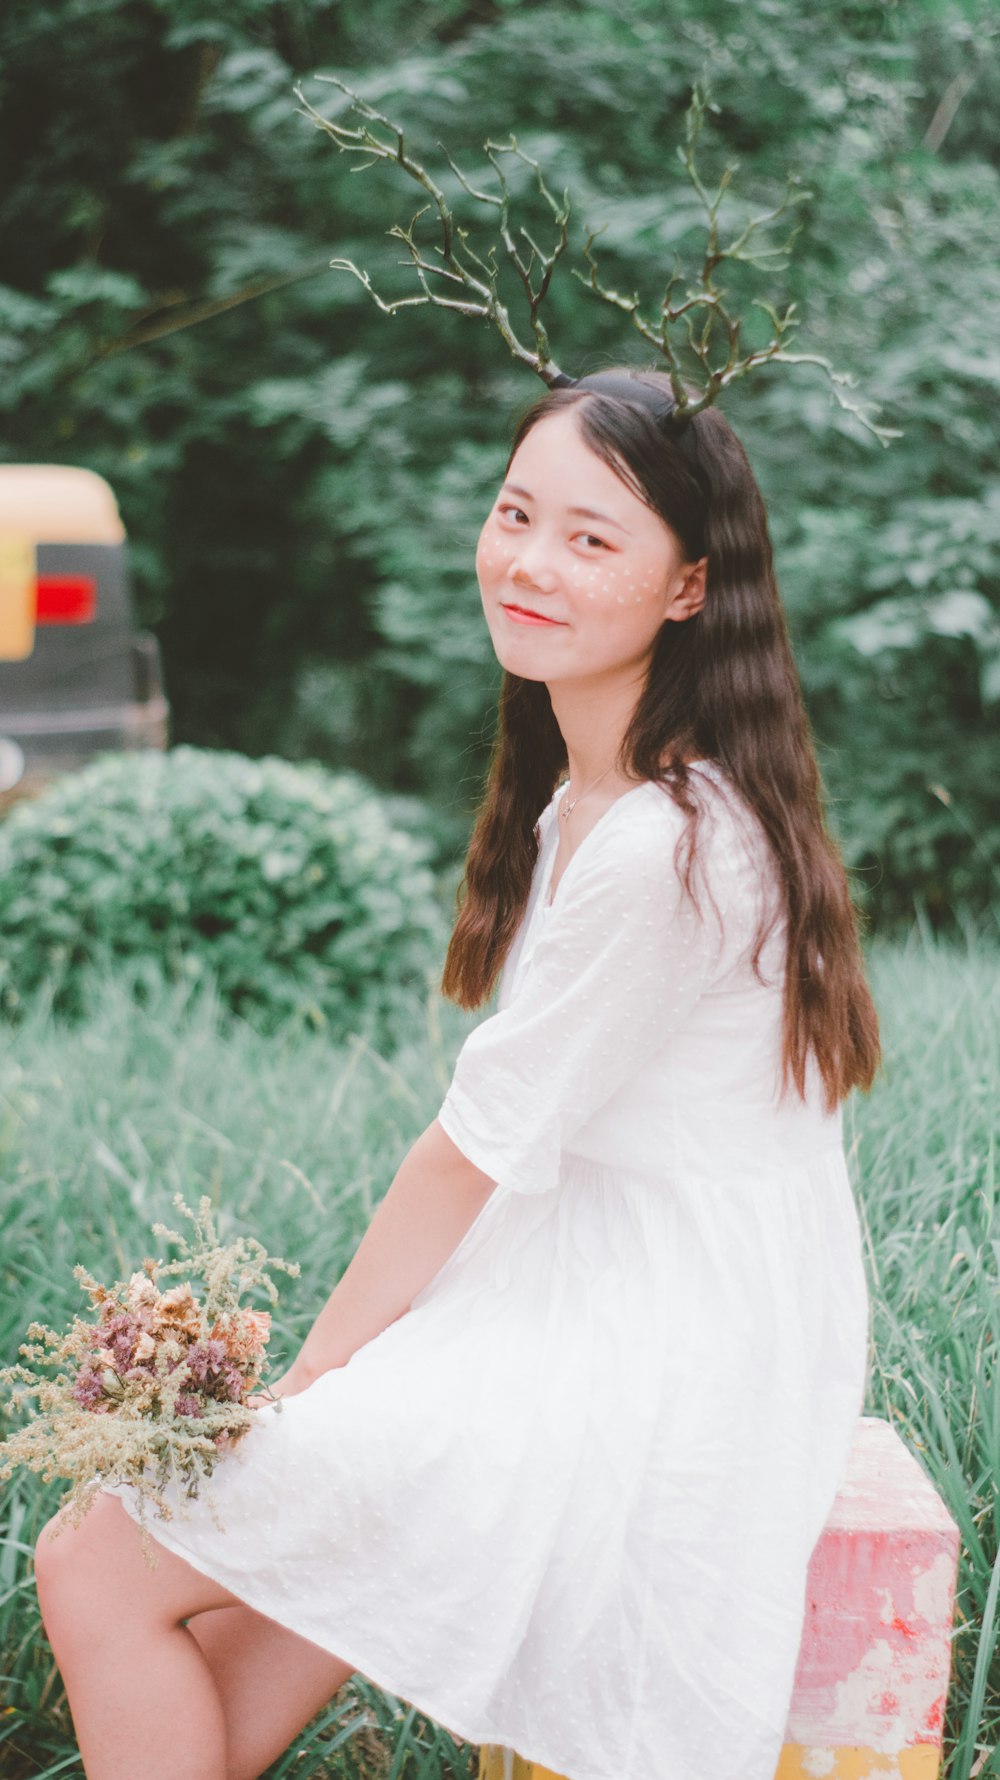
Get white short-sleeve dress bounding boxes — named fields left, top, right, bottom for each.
left=102, top=760, right=871, bottom=1780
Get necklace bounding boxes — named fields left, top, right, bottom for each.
left=559, top=764, right=614, bottom=821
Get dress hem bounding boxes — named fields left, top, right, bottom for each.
left=109, top=1489, right=610, bottom=1780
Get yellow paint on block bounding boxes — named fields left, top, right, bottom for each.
left=776, top=1746, right=941, bottom=1780
left=478, top=1744, right=941, bottom=1780
left=478, top=1751, right=558, bottom=1780
left=0, top=535, right=36, bottom=660
left=478, top=1753, right=566, bottom=1780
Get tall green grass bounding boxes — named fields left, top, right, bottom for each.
left=0, top=972, right=478, bottom=1780
left=848, top=932, right=999, bottom=1780
left=1, top=933, right=997, bottom=1777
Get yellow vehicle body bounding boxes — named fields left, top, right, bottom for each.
left=0, top=464, right=167, bottom=789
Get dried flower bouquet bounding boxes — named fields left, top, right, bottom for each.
left=0, top=1194, right=300, bottom=1567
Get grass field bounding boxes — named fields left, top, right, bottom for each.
left=1, top=932, right=997, bottom=1778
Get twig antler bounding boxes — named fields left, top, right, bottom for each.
left=296, top=77, right=898, bottom=444
left=574, top=86, right=897, bottom=441
left=294, top=75, right=572, bottom=384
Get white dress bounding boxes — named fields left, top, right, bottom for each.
left=102, top=760, right=871, bottom=1780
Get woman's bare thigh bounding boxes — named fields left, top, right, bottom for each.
left=34, top=1492, right=248, bottom=1630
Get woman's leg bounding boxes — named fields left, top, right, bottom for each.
left=34, top=1492, right=355, bottom=1780
left=186, top=1605, right=355, bottom=1780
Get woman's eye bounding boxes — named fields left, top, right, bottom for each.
left=494, top=508, right=609, bottom=550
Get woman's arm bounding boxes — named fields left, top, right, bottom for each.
left=271, top=1119, right=497, bottom=1394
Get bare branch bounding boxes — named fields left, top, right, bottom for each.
left=480, top=137, right=571, bottom=369
left=440, top=149, right=502, bottom=211
left=922, top=67, right=977, bottom=154
left=328, top=258, right=446, bottom=314
left=296, top=75, right=895, bottom=436
left=101, top=260, right=334, bottom=356
left=294, top=76, right=569, bottom=385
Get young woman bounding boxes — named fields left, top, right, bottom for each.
left=34, top=368, right=880, bottom=1780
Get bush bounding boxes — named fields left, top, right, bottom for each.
left=0, top=748, right=450, bottom=1043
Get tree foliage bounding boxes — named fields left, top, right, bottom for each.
left=2, top=0, right=998, bottom=930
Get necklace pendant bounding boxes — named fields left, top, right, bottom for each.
left=559, top=763, right=612, bottom=820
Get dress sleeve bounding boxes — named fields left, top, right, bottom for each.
left=436, top=803, right=733, bottom=1196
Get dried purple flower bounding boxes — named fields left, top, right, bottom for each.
left=71, top=1369, right=106, bottom=1408
left=184, top=1339, right=227, bottom=1385
left=220, top=1360, right=245, bottom=1401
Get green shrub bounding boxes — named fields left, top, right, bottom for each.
left=0, top=748, right=449, bottom=1043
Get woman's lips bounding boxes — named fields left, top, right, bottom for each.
left=500, top=603, right=566, bottom=627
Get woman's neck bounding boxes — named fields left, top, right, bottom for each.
left=548, top=673, right=646, bottom=798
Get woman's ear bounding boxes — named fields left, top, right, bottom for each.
left=664, top=556, right=708, bottom=623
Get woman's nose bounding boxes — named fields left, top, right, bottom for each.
left=509, top=543, right=557, bottom=591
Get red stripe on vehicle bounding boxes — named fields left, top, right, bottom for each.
left=36, top=575, right=97, bottom=624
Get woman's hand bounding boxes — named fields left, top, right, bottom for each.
left=246, top=1358, right=318, bottom=1411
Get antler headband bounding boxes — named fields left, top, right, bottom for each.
left=294, top=78, right=896, bottom=446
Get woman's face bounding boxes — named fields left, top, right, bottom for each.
left=476, top=406, right=706, bottom=684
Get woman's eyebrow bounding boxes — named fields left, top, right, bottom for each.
left=501, top=482, right=631, bottom=534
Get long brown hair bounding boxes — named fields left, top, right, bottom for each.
left=440, top=370, right=881, bottom=1113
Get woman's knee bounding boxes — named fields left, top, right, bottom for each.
left=32, top=1499, right=107, bottom=1649
left=33, top=1501, right=87, bottom=1597
left=36, top=1492, right=156, bottom=1622
left=33, top=1489, right=261, bottom=1668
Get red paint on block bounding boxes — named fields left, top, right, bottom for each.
left=784, top=1418, right=959, bottom=1751
left=36, top=574, right=96, bottom=623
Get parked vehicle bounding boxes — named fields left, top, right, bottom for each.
left=0, top=465, right=168, bottom=795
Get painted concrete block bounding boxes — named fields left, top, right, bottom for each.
left=477, top=1416, right=960, bottom=1780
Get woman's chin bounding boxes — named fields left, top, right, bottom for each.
left=494, top=648, right=555, bottom=682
